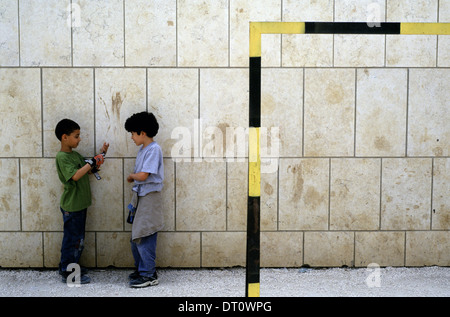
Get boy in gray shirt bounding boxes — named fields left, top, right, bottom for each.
left=125, top=111, right=164, bottom=288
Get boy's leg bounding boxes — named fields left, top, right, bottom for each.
left=131, top=233, right=158, bottom=278
left=59, top=208, right=87, bottom=273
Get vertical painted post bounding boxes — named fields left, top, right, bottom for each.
left=245, top=21, right=449, bottom=297
left=246, top=23, right=262, bottom=297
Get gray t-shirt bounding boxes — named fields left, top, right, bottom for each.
left=132, top=141, right=164, bottom=196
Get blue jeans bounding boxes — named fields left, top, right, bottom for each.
left=59, top=208, right=87, bottom=272
left=131, top=233, right=158, bottom=277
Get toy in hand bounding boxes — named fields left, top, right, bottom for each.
left=85, top=153, right=106, bottom=180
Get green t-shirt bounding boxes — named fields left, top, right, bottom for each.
left=56, top=151, right=92, bottom=212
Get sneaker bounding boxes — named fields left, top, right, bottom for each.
left=129, top=274, right=158, bottom=288
left=128, top=270, right=157, bottom=281
left=128, top=270, right=139, bottom=280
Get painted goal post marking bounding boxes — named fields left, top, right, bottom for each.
left=246, top=21, right=450, bottom=297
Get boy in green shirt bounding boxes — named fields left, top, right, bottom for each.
left=55, top=119, right=109, bottom=284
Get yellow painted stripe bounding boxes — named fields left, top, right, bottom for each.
left=248, top=127, right=260, bottom=197
left=259, top=21, right=305, bottom=34
left=250, top=22, right=306, bottom=57
left=249, top=22, right=261, bottom=57
left=247, top=283, right=260, bottom=297
left=400, top=23, right=450, bottom=35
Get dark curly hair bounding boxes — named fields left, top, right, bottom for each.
left=124, top=111, right=159, bottom=137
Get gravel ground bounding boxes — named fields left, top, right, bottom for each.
left=1, top=266, right=449, bottom=297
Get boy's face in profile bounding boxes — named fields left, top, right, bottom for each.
left=130, top=131, right=146, bottom=146
left=63, top=129, right=81, bottom=149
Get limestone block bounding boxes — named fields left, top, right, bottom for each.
left=125, top=0, right=176, bottom=66
left=356, top=68, right=408, bottom=157
left=438, top=36, right=450, bottom=67
left=157, top=232, right=201, bottom=267
left=227, top=161, right=248, bottom=231
left=43, top=232, right=96, bottom=268
left=19, top=0, right=71, bottom=66
left=355, top=231, right=405, bottom=267
left=43, top=68, right=95, bottom=157
left=386, top=35, right=436, bottom=67
left=304, top=69, right=355, bottom=156
left=335, top=0, right=386, bottom=22
left=0, top=159, right=20, bottom=231
left=282, top=35, right=333, bottom=67
left=261, top=232, right=303, bottom=267
left=330, top=158, right=380, bottom=230
left=161, top=159, right=175, bottom=231
left=304, top=232, right=354, bottom=267
left=199, top=69, right=248, bottom=159
left=176, top=161, right=226, bottom=231
left=432, top=158, right=450, bottom=230
left=230, top=0, right=281, bottom=67
left=97, top=232, right=134, bottom=267
left=88, top=159, right=123, bottom=231
left=123, top=158, right=175, bottom=232
left=21, top=159, right=63, bottom=231
left=334, top=35, right=385, bottom=67
left=95, top=68, right=146, bottom=157
left=0, top=0, right=19, bottom=66
left=387, top=0, right=438, bottom=22
left=0, top=232, right=43, bottom=267
left=381, top=158, right=432, bottom=230
left=0, top=68, right=41, bottom=157
left=279, top=158, right=329, bottom=230
left=406, top=231, right=450, bottom=266
left=438, top=2, right=450, bottom=66
left=283, top=0, right=334, bottom=21
left=261, top=68, right=303, bottom=157
left=282, top=0, right=333, bottom=67
left=261, top=169, right=278, bottom=231
left=72, top=0, right=124, bottom=66
left=178, top=0, right=228, bottom=67
left=441, top=0, right=450, bottom=22
left=408, top=69, right=449, bottom=157
left=148, top=68, right=198, bottom=158
left=201, top=232, right=246, bottom=267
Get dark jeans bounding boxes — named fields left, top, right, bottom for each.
left=59, top=208, right=87, bottom=272
left=131, top=233, right=158, bottom=278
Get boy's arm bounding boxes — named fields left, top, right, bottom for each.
left=72, top=163, right=92, bottom=181
left=127, top=172, right=149, bottom=183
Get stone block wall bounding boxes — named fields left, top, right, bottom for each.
left=0, top=0, right=449, bottom=268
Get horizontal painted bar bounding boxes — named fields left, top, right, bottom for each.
left=401, top=22, right=450, bottom=35
left=305, top=22, right=400, bottom=34
left=250, top=22, right=305, bottom=57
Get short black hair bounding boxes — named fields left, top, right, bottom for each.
left=55, top=119, right=80, bottom=141
left=124, top=111, right=159, bottom=137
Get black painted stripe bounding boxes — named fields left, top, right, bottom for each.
left=249, top=57, right=261, bottom=127
left=305, top=22, right=401, bottom=34
left=245, top=196, right=260, bottom=296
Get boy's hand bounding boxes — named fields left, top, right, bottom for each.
left=86, top=154, right=104, bottom=167
left=100, top=142, right=110, bottom=154
left=127, top=175, right=134, bottom=183
left=93, top=154, right=104, bottom=166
